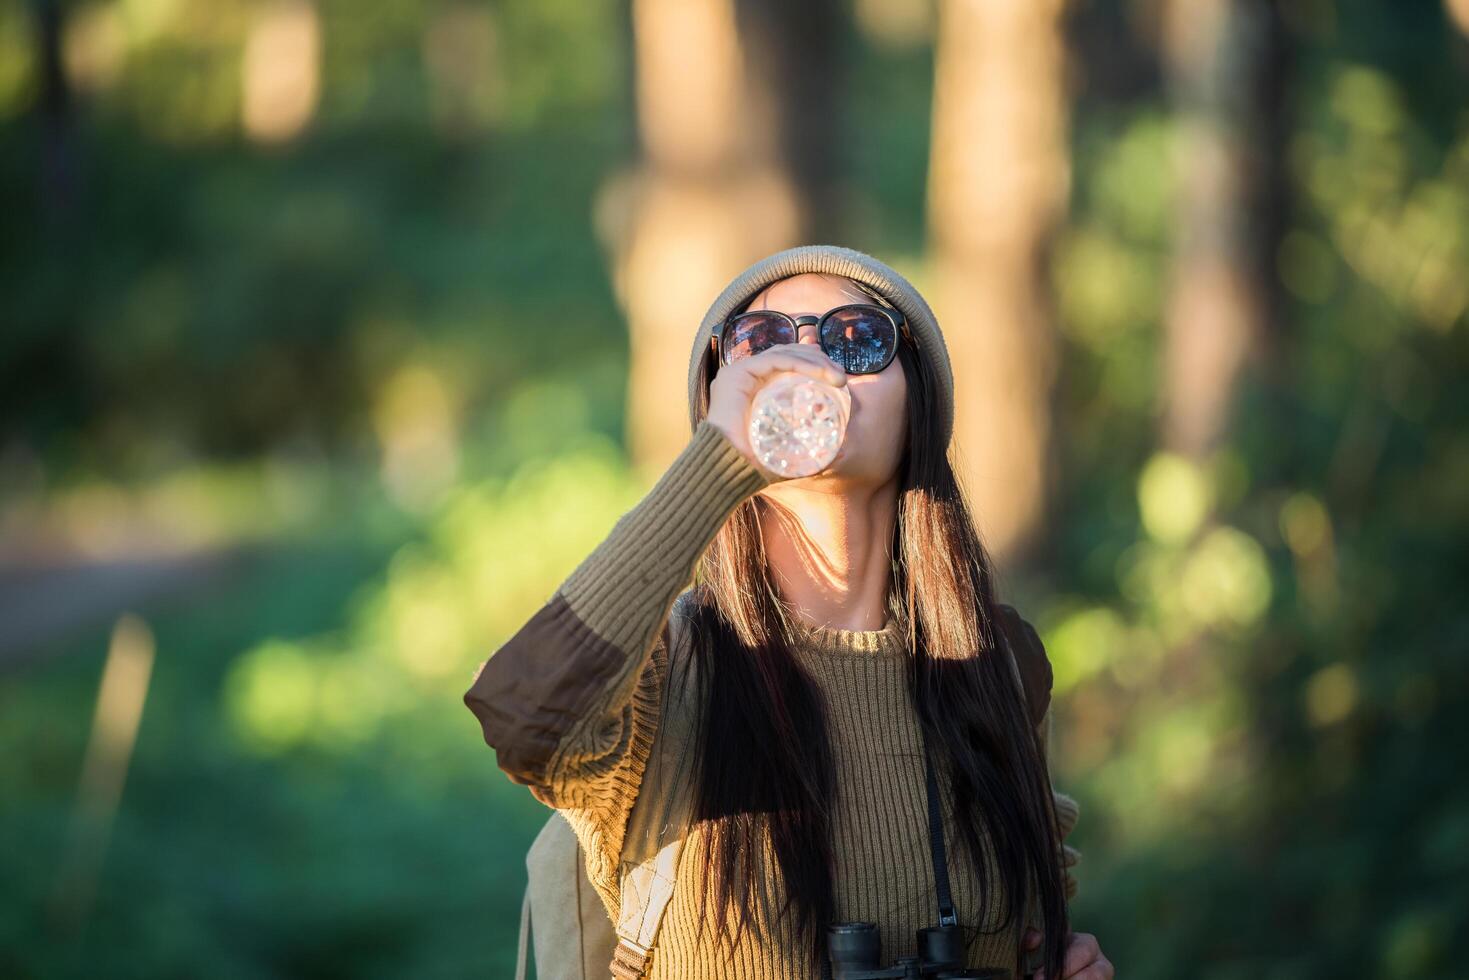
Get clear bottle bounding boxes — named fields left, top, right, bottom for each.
left=746, top=372, right=851, bottom=479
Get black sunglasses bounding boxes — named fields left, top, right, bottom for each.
left=710, top=293, right=912, bottom=376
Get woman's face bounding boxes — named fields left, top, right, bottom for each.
left=736, top=273, right=909, bottom=489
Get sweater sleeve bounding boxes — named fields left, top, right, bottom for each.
left=463, top=418, right=771, bottom=909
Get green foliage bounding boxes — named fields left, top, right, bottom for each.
left=1038, top=8, right=1469, bottom=976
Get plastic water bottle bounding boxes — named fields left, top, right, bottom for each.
left=747, top=372, right=851, bottom=479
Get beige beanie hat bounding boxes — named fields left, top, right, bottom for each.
left=685, top=244, right=955, bottom=448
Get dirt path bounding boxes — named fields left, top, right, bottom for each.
left=0, top=546, right=255, bottom=671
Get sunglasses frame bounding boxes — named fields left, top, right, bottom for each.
left=708, top=288, right=913, bottom=377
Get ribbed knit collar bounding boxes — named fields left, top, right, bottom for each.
left=784, top=598, right=908, bottom=658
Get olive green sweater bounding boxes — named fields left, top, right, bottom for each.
left=465, top=419, right=1080, bottom=978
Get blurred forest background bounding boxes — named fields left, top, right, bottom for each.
left=2, top=0, right=1467, bottom=977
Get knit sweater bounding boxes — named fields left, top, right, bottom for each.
left=464, top=418, right=1081, bottom=979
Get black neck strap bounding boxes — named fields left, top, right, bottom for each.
left=922, top=736, right=959, bottom=928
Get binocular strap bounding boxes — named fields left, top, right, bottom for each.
left=820, top=738, right=956, bottom=980
left=922, top=738, right=959, bottom=930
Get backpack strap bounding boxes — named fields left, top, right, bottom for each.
left=610, top=830, right=685, bottom=978
left=995, top=603, right=1053, bottom=729
left=994, top=603, right=1065, bottom=979
left=609, top=604, right=699, bottom=979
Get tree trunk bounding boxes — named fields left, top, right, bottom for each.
left=735, top=0, right=848, bottom=243
left=926, top=0, right=1071, bottom=564
left=31, top=0, right=75, bottom=234
left=598, top=0, right=807, bottom=477
left=1159, top=0, right=1284, bottom=460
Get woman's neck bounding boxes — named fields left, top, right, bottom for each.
left=756, top=475, right=900, bottom=633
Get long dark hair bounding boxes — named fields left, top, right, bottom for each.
left=685, top=297, right=1071, bottom=978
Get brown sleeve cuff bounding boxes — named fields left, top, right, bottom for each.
left=464, top=593, right=654, bottom=788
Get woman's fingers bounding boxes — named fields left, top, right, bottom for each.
left=1033, top=931, right=1107, bottom=980
left=739, top=344, right=847, bottom=387
left=1064, top=931, right=1100, bottom=976
left=707, top=344, right=845, bottom=422
left=1073, top=957, right=1114, bottom=980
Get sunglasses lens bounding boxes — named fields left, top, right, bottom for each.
left=821, top=306, right=897, bottom=374
left=724, top=313, right=797, bottom=363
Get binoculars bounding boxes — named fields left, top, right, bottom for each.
left=826, top=921, right=1013, bottom=979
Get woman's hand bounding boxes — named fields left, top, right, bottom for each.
left=1022, top=927, right=1114, bottom=980
left=705, top=342, right=848, bottom=482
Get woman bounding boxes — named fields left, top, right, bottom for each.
left=465, top=245, right=1112, bottom=979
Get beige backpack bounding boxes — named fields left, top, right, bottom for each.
left=515, top=811, right=679, bottom=980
